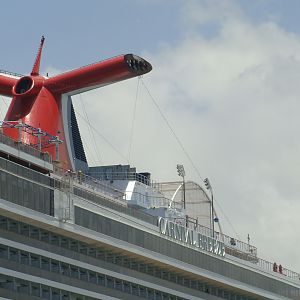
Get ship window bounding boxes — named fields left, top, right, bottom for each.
left=51, top=288, right=61, bottom=300
left=106, top=252, right=114, bottom=263
left=20, top=251, right=29, bottom=265
left=96, top=248, right=105, bottom=259
left=123, top=281, right=131, bottom=293
left=50, top=234, right=59, bottom=245
left=147, top=288, right=154, bottom=300
left=115, top=279, right=122, bottom=290
left=61, top=291, right=70, bottom=300
left=79, top=243, right=87, bottom=254
left=89, top=271, right=97, bottom=284
left=162, top=270, right=169, bottom=280
left=211, top=286, right=217, bottom=295
left=51, top=260, right=60, bottom=273
left=139, top=286, right=147, bottom=297
left=170, top=273, right=177, bottom=283
left=131, top=261, right=138, bottom=270
left=218, top=289, right=224, bottom=297
left=69, top=240, right=78, bottom=251
left=229, top=293, right=235, bottom=300
left=106, top=276, right=114, bottom=288
left=0, top=245, right=8, bottom=259
left=79, top=269, right=88, bottom=281
left=0, top=217, right=7, bottom=229
left=0, top=275, right=14, bottom=290
left=41, top=231, right=50, bottom=242
left=132, top=284, right=139, bottom=296
left=177, top=276, right=183, bottom=285
left=61, top=237, right=69, bottom=248
left=123, top=257, right=130, bottom=268
left=41, top=285, right=50, bottom=299
left=147, top=265, right=154, bottom=275
left=20, top=224, right=29, bottom=236
left=31, top=282, right=40, bottom=296
left=70, top=266, right=79, bottom=278
left=191, top=280, right=198, bottom=289
left=16, top=278, right=29, bottom=294
left=9, top=247, right=19, bottom=262
left=162, top=293, right=169, bottom=300
left=139, top=263, right=147, bottom=273
left=97, top=274, right=105, bottom=285
left=30, top=254, right=40, bottom=268
left=30, top=227, right=40, bottom=239
left=155, top=291, right=162, bottom=300
left=8, top=220, right=19, bottom=233
left=88, top=247, right=97, bottom=257
left=115, top=254, right=122, bottom=265
left=183, top=278, right=190, bottom=287
left=61, top=263, right=70, bottom=276
left=41, top=257, right=50, bottom=271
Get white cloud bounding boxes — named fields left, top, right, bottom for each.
left=72, top=1, right=300, bottom=273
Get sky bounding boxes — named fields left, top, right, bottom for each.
left=0, top=0, right=300, bottom=273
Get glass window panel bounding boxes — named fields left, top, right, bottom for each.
left=20, top=223, right=29, bottom=236
left=123, top=281, right=131, bottom=293
left=50, top=234, right=59, bottom=245
left=31, top=282, right=40, bottom=297
left=30, top=254, right=40, bottom=268
left=8, top=220, right=19, bottom=233
left=51, top=288, right=61, bottom=300
left=61, top=237, right=69, bottom=248
left=0, top=275, right=14, bottom=290
left=96, top=274, right=104, bottom=285
left=79, top=269, right=88, bottom=281
left=70, top=267, right=79, bottom=278
left=30, top=227, right=40, bottom=239
left=115, top=279, right=122, bottom=291
left=41, top=285, right=50, bottom=299
left=41, top=231, right=50, bottom=242
left=41, top=257, right=50, bottom=271
left=0, top=245, right=8, bottom=259
left=106, top=276, right=114, bottom=288
left=89, top=271, right=97, bottom=284
left=16, top=279, right=29, bottom=294
left=0, top=217, right=7, bottom=229
left=9, top=248, right=19, bottom=262
left=61, top=263, right=70, bottom=276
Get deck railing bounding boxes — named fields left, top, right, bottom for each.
left=0, top=131, right=51, bottom=163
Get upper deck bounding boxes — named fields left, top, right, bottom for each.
left=0, top=134, right=299, bottom=299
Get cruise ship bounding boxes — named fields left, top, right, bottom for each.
left=0, top=37, right=299, bottom=300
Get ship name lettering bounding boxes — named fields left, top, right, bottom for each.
left=158, top=217, right=225, bottom=257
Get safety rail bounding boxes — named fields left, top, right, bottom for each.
left=53, top=166, right=125, bottom=201
left=124, top=190, right=183, bottom=210
left=0, top=130, right=52, bottom=163
left=0, top=69, right=24, bottom=77
left=87, top=171, right=162, bottom=190
left=187, top=219, right=258, bottom=257
left=181, top=216, right=300, bottom=282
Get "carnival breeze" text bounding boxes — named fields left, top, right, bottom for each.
left=158, top=217, right=225, bottom=257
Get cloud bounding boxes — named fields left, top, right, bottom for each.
left=71, top=1, right=300, bottom=272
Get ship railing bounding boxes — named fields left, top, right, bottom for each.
left=124, top=191, right=183, bottom=210
left=87, top=171, right=162, bottom=191
left=52, top=168, right=158, bottom=226
left=187, top=218, right=258, bottom=257
left=0, top=69, right=24, bottom=77
left=53, top=166, right=124, bottom=200
left=0, top=131, right=52, bottom=163
left=255, top=257, right=300, bottom=281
